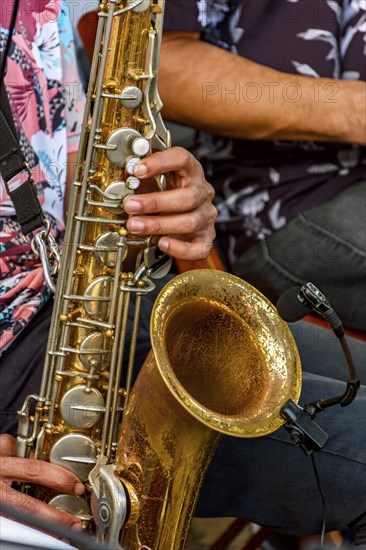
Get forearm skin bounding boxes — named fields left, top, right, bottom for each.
left=160, top=32, right=366, bottom=145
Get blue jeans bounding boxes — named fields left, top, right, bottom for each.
left=233, top=181, right=366, bottom=331
left=197, top=320, right=366, bottom=539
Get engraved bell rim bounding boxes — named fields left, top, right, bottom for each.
left=151, top=269, right=302, bottom=438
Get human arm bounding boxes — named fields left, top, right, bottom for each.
left=64, top=147, right=216, bottom=261
left=0, top=434, right=84, bottom=531
left=160, top=31, right=366, bottom=145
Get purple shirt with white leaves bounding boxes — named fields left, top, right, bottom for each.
left=164, top=0, right=366, bottom=265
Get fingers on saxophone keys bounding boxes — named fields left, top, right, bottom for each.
left=2, top=485, right=82, bottom=532
left=1, top=457, right=85, bottom=496
left=124, top=185, right=210, bottom=215
left=134, top=147, right=202, bottom=178
left=126, top=206, right=216, bottom=236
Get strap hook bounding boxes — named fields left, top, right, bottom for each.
left=31, top=219, right=61, bottom=293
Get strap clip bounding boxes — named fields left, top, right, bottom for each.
left=30, top=219, right=61, bottom=293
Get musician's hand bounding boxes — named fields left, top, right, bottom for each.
left=124, top=147, right=217, bottom=260
left=0, top=434, right=84, bottom=532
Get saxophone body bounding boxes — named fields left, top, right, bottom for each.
left=17, top=0, right=173, bottom=542
left=16, top=1, right=303, bottom=548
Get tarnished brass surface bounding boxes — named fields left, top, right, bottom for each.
left=154, top=270, right=302, bottom=437
left=116, top=269, right=301, bottom=549
left=16, top=0, right=172, bottom=540
left=16, top=0, right=302, bottom=546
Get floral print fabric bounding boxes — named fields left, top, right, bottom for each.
left=0, top=0, right=84, bottom=354
left=164, top=0, right=366, bottom=266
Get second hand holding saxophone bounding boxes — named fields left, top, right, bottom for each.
left=16, top=1, right=303, bottom=548
left=17, top=0, right=173, bottom=544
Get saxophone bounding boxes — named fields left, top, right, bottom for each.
left=16, top=1, right=302, bottom=548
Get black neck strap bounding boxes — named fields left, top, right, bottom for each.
left=0, top=0, right=46, bottom=236
left=0, top=81, right=46, bottom=236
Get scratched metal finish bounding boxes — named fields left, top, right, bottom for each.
left=153, top=269, right=302, bottom=438
left=116, top=269, right=301, bottom=549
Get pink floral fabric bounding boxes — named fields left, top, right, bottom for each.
left=0, top=0, right=84, bottom=354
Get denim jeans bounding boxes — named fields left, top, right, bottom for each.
left=197, top=320, right=366, bottom=539
left=233, top=180, right=366, bottom=331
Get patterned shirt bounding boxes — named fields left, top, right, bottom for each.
left=0, top=0, right=84, bottom=354
left=164, top=0, right=366, bottom=266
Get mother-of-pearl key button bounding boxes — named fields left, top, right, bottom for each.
left=126, top=176, right=141, bottom=190
left=125, top=156, right=141, bottom=175
left=132, top=137, right=150, bottom=157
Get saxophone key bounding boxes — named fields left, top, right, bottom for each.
left=48, top=494, right=93, bottom=524
left=74, top=215, right=126, bottom=224
left=49, top=433, right=97, bottom=481
left=126, top=176, right=141, bottom=190
left=95, top=231, right=127, bottom=266
left=106, top=128, right=149, bottom=168
left=60, top=386, right=105, bottom=429
left=131, top=137, right=149, bottom=157
left=103, top=181, right=134, bottom=214
left=121, top=85, right=143, bottom=108
left=102, top=78, right=118, bottom=93
left=84, top=276, right=113, bottom=321
left=125, top=155, right=141, bottom=175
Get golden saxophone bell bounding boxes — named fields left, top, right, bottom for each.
left=153, top=269, right=302, bottom=437
left=151, top=270, right=301, bottom=437
left=116, top=269, right=302, bottom=549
